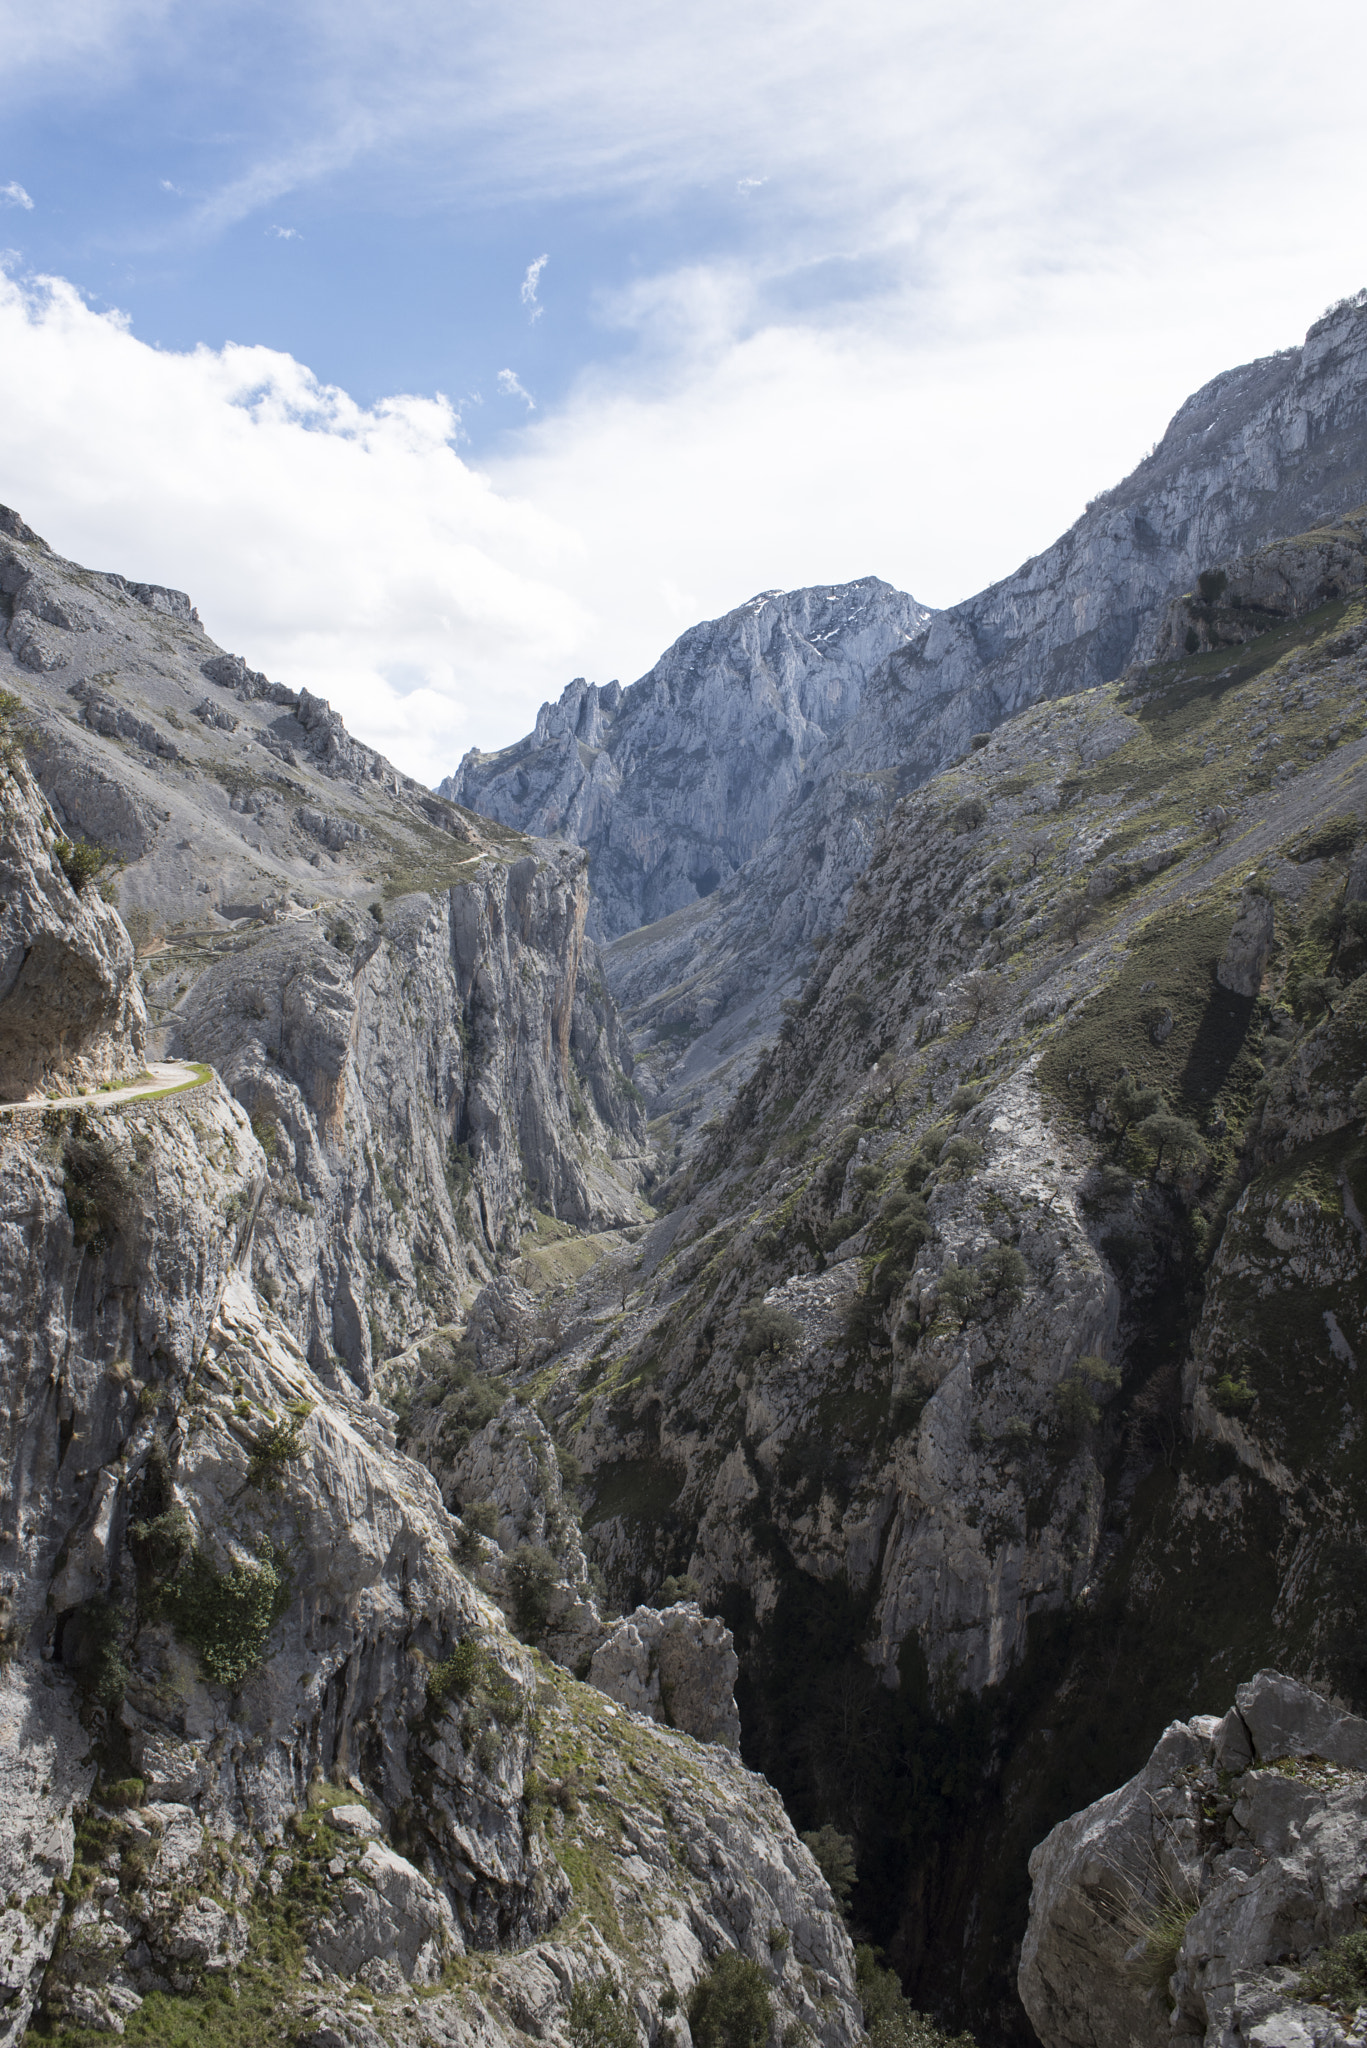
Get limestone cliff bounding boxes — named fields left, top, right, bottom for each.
left=481, top=516, right=1367, bottom=2036
left=0, top=1011, right=859, bottom=2048
left=1021, top=1672, right=1367, bottom=2048
left=0, top=510, right=652, bottom=1389
left=443, top=580, right=933, bottom=941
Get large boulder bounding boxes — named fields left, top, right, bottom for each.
left=1020, top=1670, right=1367, bottom=2048
left=589, top=1602, right=741, bottom=1751
left=0, top=744, right=146, bottom=1098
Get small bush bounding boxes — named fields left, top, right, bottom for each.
left=507, top=1541, right=558, bottom=1641
left=428, top=1637, right=484, bottom=1704
left=952, top=797, right=987, bottom=834
left=63, top=1599, right=130, bottom=1711
left=740, top=1303, right=803, bottom=1359
left=801, top=1824, right=856, bottom=1909
left=1052, top=1355, right=1121, bottom=1441
left=566, top=1978, right=640, bottom=2048
left=937, top=1135, right=983, bottom=1178
left=1210, top=1373, right=1255, bottom=1415
left=855, top=1945, right=979, bottom=2048
left=164, top=1541, right=290, bottom=1688
left=977, top=1245, right=1028, bottom=1309
left=1196, top=568, right=1228, bottom=605
left=687, top=1954, right=773, bottom=2048
left=246, top=1414, right=307, bottom=1491
left=659, top=1573, right=701, bottom=1605
left=1137, top=1111, right=1206, bottom=1179
left=53, top=837, right=110, bottom=892
left=62, top=1124, right=131, bottom=1252
left=935, top=1264, right=982, bottom=1326
left=101, top=1778, right=147, bottom=1809
left=1298, top=1929, right=1367, bottom=2008
left=250, top=1113, right=279, bottom=1158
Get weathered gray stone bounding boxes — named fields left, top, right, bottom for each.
left=589, top=1602, right=741, bottom=1751
left=1020, top=1675, right=1367, bottom=2048
left=1217, top=892, right=1275, bottom=996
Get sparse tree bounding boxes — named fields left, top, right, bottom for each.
left=1022, top=832, right=1052, bottom=875
left=1111, top=1071, right=1164, bottom=1134
left=1055, top=888, right=1094, bottom=947
left=1137, top=1110, right=1206, bottom=1179
left=1202, top=805, right=1232, bottom=845
left=801, top=1825, right=856, bottom=1910
left=1299, top=974, right=1342, bottom=1021
left=952, top=971, right=1006, bottom=1025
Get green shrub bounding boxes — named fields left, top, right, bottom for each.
left=53, top=836, right=110, bottom=892
left=1111, top=1073, right=1163, bottom=1132
left=977, top=1245, right=1028, bottom=1309
left=507, top=1541, right=558, bottom=1641
left=164, top=1541, right=290, bottom=1687
left=63, top=1599, right=130, bottom=1711
left=1211, top=1373, right=1255, bottom=1415
left=129, top=1504, right=194, bottom=1589
left=1137, top=1110, right=1206, bottom=1179
left=855, top=1945, right=979, bottom=2048
left=801, top=1824, right=856, bottom=1909
left=952, top=798, right=987, bottom=834
left=659, top=1573, right=701, bottom=1605
left=687, top=1954, right=773, bottom=2048
left=937, top=1135, right=983, bottom=1178
left=246, top=1414, right=307, bottom=1491
left=62, top=1123, right=130, bottom=1252
left=1298, top=1928, right=1367, bottom=2007
left=250, top=1113, right=279, bottom=1158
left=1196, top=569, right=1228, bottom=604
left=566, top=1978, right=640, bottom=2048
left=1297, top=974, right=1342, bottom=1021
left=740, top=1303, right=803, bottom=1359
left=101, top=1778, right=147, bottom=1809
left=428, top=1637, right=484, bottom=1704
left=935, top=1264, right=982, bottom=1326
left=1052, top=1355, right=1121, bottom=1440
left=871, top=1190, right=930, bottom=1260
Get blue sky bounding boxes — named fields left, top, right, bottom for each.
left=3, top=0, right=1367, bottom=778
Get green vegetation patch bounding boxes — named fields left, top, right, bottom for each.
left=162, top=1541, right=291, bottom=1688
left=1038, top=900, right=1256, bottom=1123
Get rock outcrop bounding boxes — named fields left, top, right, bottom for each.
left=0, top=1027, right=858, bottom=2048
left=445, top=579, right=933, bottom=941
left=0, top=509, right=652, bottom=1386
left=450, top=298, right=1367, bottom=1145
left=1020, top=1672, right=1367, bottom=2048
left=0, top=737, right=146, bottom=1098
left=589, top=1602, right=741, bottom=1752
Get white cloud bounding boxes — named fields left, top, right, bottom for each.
left=520, top=252, right=549, bottom=321
left=497, top=367, right=535, bottom=409
left=267, top=224, right=301, bottom=239
left=159, top=177, right=180, bottom=194
left=736, top=177, right=766, bottom=196
left=1, top=183, right=34, bottom=211
left=0, top=269, right=588, bottom=778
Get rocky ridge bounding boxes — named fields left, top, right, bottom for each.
left=457, top=296, right=1367, bottom=1141
left=0, top=518, right=653, bottom=1388
left=473, top=511, right=1367, bottom=2036
left=1021, top=1671, right=1367, bottom=2048
left=0, top=832, right=859, bottom=2047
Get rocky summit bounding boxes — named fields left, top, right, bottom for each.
left=4, top=292, right=1367, bottom=2048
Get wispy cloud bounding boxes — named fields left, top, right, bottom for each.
left=736, top=177, right=766, bottom=195
left=520, top=251, right=549, bottom=321
left=497, top=367, right=535, bottom=409
left=1, top=183, right=34, bottom=211
left=268, top=224, right=301, bottom=239
left=160, top=178, right=180, bottom=194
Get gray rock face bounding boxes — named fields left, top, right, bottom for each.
left=170, top=849, right=649, bottom=1389
left=589, top=1601, right=741, bottom=1751
left=0, top=1065, right=859, bottom=2048
left=1020, top=1673, right=1367, bottom=2048
left=450, top=299, right=1367, bottom=1146
left=444, top=579, right=933, bottom=940
left=0, top=745, right=146, bottom=1098
left=1155, top=505, right=1367, bottom=659
left=0, top=508, right=651, bottom=1384
left=1217, top=891, right=1276, bottom=996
